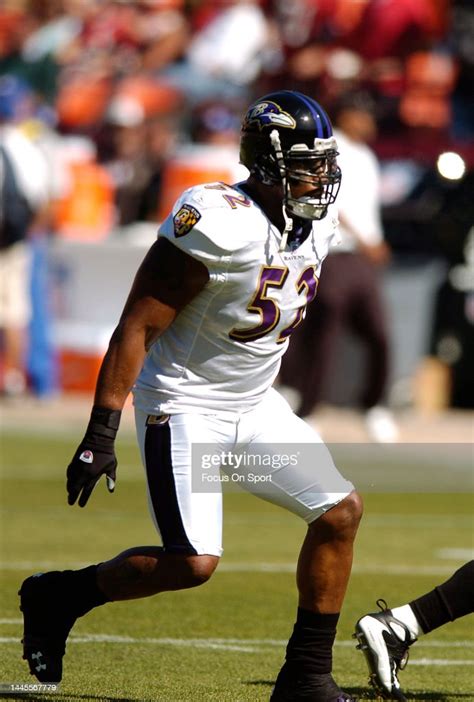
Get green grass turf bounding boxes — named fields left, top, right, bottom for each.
left=0, top=431, right=473, bottom=701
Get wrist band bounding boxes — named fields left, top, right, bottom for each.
left=87, top=405, right=122, bottom=438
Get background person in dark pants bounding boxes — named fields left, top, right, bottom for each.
left=280, top=93, right=398, bottom=443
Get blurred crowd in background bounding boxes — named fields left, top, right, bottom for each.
left=0, top=0, right=473, bottom=417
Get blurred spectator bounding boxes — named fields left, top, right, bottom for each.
left=105, top=115, right=157, bottom=226
left=20, top=1, right=82, bottom=66
left=0, top=76, right=51, bottom=396
left=280, top=93, right=398, bottom=441
left=141, top=112, right=183, bottom=222
left=102, top=77, right=182, bottom=224
left=0, top=1, right=60, bottom=103
left=261, top=0, right=448, bottom=136
left=56, top=0, right=189, bottom=81
left=261, top=0, right=350, bottom=95
left=160, top=0, right=271, bottom=103
left=0, top=0, right=461, bottom=154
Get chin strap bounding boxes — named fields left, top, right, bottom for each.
left=270, top=129, right=293, bottom=251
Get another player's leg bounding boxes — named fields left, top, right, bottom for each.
left=353, top=598, right=415, bottom=701
left=354, top=560, right=474, bottom=700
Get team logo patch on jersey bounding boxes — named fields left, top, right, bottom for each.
left=243, top=101, right=297, bottom=131
left=173, top=204, right=201, bottom=237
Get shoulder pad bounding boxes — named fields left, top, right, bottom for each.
left=166, top=182, right=254, bottom=253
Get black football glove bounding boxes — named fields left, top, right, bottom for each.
left=66, top=406, right=121, bottom=508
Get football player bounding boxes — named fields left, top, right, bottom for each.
left=354, top=560, right=474, bottom=700
left=19, top=91, right=363, bottom=702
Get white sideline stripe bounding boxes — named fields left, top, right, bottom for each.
left=0, top=635, right=261, bottom=653
left=0, top=622, right=470, bottom=650
left=67, top=636, right=258, bottom=652
left=437, top=548, right=474, bottom=560
left=410, top=659, right=474, bottom=666
left=0, top=561, right=463, bottom=575
left=1, top=633, right=473, bottom=654
left=220, top=563, right=463, bottom=576
left=0, top=618, right=22, bottom=624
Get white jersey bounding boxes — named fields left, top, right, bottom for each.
left=133, top=182, right=339, bottom=414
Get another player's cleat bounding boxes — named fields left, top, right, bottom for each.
left=19, top=572, right=78, bottom=683
left=354, top=599, right=416, bottom=700
left=270, top=665, right=357, bottom=701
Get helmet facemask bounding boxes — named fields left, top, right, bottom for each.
left=244, top=132, right=341, bottom=220
left=280, top=139, right=341, bottom=221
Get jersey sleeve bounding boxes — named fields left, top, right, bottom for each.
left=157, top=184, right=243, bottom=282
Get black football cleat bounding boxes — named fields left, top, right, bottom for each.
left=270, top=664, right=357, bottom=701
left=354, top=599, right=416, bottom=701
left=19, top=572, right=78, bottom=683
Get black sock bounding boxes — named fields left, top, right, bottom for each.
left=37, top=565, right=110, bottom=618
left=284, top=608, right=340, bottom=675
left=410, top=560, right=474, bottom=634
left=65, top=564, right=110, bottom=616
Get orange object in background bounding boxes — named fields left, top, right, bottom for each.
left=56, top=79, right=111, bottom=129
left=399, top=51, right=458, bottom=129
left=58, top=349, right=103, bottom=394
left=115, top=77, right=182, bottom=119
left=157, top=144, right=246, bottom=221
left=53, top=159, right=115, bottom=241
left=58, top=349, right=133, bottom=403
left=158, top=160, right=231, bottom=221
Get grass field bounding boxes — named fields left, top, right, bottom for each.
left=0, top=428, right=473, bottom=701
